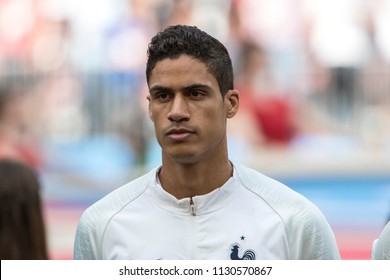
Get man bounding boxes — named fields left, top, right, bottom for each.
left=74, top=25, right=340, bottom=260
left=372, top=221, right=390, bottom=260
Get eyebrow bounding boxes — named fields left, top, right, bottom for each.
left=149, top=85, right=171, bottom=95
left=183, top=84, right=213, bottom=92
left=149, top=83, right=213, bottom=94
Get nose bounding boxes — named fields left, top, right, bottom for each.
left=167, top=95, right=190, bottom=122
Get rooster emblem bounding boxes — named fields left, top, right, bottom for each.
left=230, top=243, right=256, bottom=260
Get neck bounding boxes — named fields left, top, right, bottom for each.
left=159, top=155, right=233, bottom=200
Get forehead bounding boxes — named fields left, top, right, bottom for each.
left=148, top=55, right=217, bottom=89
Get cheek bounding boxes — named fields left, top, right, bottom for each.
left=149, top=110, right=154, bottom=122
left=151, top=112, right=163, bottom=130
left=202, top=107, right=226, bottom=133
left=151, top=110, right=168, bottom=139
left=153, top=120, right=164, bottom=146
left=149, top=105, right=163, bottom=123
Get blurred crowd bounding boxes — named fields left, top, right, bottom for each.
left=0, top=0, right=390, bottom=191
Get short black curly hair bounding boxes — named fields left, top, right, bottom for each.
left=146, top=25, right=234, bottom=96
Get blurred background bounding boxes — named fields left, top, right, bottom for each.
left=0, top=0, right=389, bottom=259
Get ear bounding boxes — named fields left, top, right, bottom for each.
left=224, top=89, right=239, bottom=118
left=146, top=95, right=154, bottom=121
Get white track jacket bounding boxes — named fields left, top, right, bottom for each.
left=74, top=162, right=340, bottom=260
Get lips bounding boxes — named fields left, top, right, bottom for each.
left=166, top=128, right=194, bottom=141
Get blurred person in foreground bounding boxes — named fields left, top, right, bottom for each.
left=74, top=25, right=340, bottom=260
left=0, top=159, right=48, bottom=259
left=372, top=221, right=390, bottom=260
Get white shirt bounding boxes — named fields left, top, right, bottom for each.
left=74, top=162, right=340, bottom=260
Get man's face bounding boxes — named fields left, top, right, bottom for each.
left=147, top=55, right=238, bottom=164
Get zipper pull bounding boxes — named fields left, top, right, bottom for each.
left=189, top=197, right=196, bottom=216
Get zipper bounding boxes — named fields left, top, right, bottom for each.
left=189, top=197, right=196, bottom=216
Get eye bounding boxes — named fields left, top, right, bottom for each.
left=158, top=93, right=168, bottom=99
left=189, top=90, right=205, bottom=100
left=155, top=92, right=171, bottom=102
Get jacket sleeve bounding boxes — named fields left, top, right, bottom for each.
left=288, top=200, right=340, bottom=260
left=73, top=169, right=156, bottom=260
left=233, top=161, right=340, bottom=259
left=73, top=209, right=101, bottom=260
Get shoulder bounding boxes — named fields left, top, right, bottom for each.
left=74, top=168, right=157, bottom=259
left=233, top=161, right=340, bottom=259
left=233, top=161, right=315, bottom=213
left=80, top=167, right=157, bottom=224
